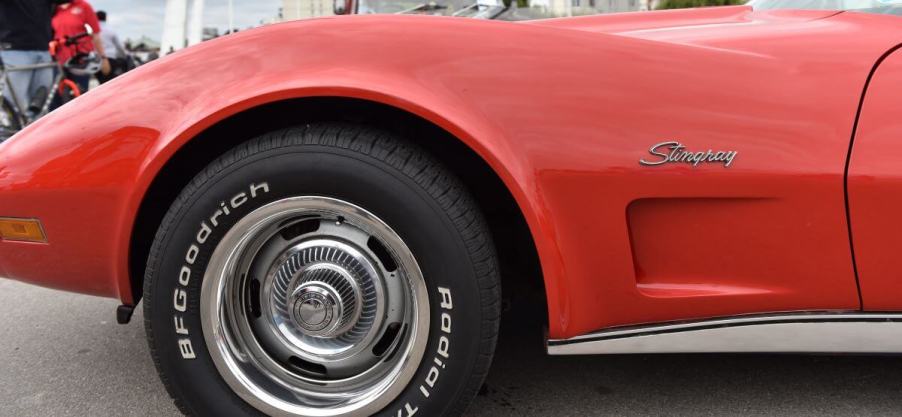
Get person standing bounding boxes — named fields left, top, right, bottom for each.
left=51, top=0, right=108, bottom=96
left=0, top=1, right=56, bottom=119
left=95, top=10, right=128, bottom=84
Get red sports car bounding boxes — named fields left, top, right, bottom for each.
left=2, top=2, right=902, bottom=416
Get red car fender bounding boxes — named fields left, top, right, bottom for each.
left=2, top=16, right=574, bottom=335
left=121, top=86, right=566, bottom=328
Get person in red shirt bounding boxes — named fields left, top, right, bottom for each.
left=50, top=0, right=108, bottom=97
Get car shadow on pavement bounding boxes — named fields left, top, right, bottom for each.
left=468, top=304, right=902, bottom=417
left=2, top=280, right=901, bottom=417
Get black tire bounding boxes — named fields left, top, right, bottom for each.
left=143, top=123, right=501, bottom=417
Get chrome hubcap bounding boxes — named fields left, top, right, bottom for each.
left=201, top=196, right=430, bottom=417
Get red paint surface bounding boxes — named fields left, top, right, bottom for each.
left=1, top=9, right=900, bottom=339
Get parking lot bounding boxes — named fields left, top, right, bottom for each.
left=2, top=278, right=902, bottom=417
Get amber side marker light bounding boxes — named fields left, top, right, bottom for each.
left=0, top=218, right=47, bottom=243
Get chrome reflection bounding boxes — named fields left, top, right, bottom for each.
left=201, top=196, right=430, bottom=417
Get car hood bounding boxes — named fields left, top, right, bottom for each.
left=524, top=6, right=842, bottom=44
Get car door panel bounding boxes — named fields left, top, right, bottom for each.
left=848, top=47, right=902, bottom=310
left=535, top=15, right=889, bottom=337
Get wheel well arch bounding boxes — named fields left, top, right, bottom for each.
left=128, top=97, right=546, bottom=321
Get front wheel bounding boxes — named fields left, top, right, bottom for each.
left=144, top=124, right=501, bottom=417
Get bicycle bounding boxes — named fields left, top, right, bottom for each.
left=0, top=31, right=93, bottom=141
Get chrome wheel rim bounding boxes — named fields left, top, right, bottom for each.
left=201, top=196, right=430, bottom=417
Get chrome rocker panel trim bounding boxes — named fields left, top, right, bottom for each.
left=547, top=313, right=902, bottom=355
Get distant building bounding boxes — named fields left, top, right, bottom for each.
left=531, top=0, right=642, bottom=15
left=592, top=0, right=641, bottom=12
left=202, top=27, right=219, bottom=41
left=281, top=0, right=334, bottom=20
left=130, top=36, right=161, bottom=51
left=127, top=36, right=162, bottom=63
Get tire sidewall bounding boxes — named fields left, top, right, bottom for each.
left=147, top=140, right=488, bottom=417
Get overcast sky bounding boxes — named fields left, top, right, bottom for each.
left=90, top=0, right=282, bottom=42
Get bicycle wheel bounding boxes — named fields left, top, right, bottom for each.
left=0, top=96, right=21, bottom=141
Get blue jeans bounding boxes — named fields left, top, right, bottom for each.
left=1, top=50, right=54, bottom=117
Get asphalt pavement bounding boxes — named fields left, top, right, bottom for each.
left=2, top=278, right=902, bottom=417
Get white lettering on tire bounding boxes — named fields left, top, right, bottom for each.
left=396, top=286, right=453, bottom=413
left=171, top=183, right=269, bottom=359
left=396, top=403, right=418, bottom=417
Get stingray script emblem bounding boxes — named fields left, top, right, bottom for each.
left=640, top=141, right=737, bottom=168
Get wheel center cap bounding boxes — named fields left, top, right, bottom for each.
left=294, top=290, right=333, bottom=330
left=292, top=285, right=338, bottom=334
left=287, top=263, right=362, bottom=339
